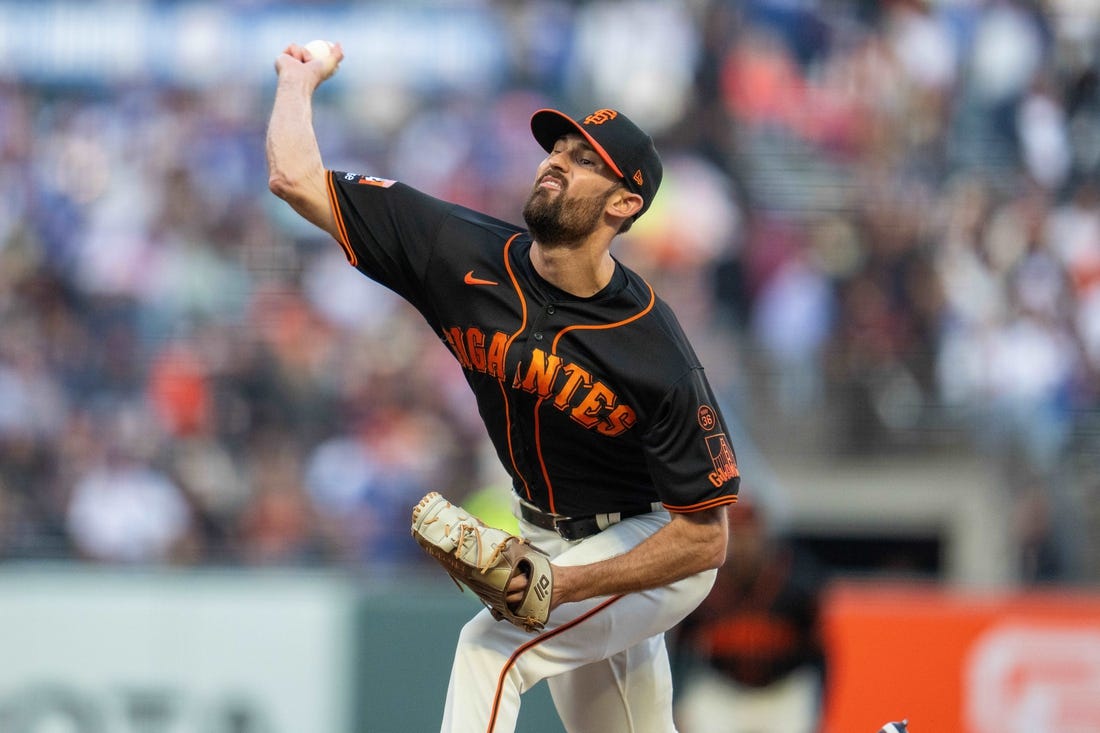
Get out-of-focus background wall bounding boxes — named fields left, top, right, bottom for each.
left=1, top=1, right=1098, bottom=732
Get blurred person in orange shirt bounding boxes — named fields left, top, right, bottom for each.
left=673, top=498, right=826, bottom=733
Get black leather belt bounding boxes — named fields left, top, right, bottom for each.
left=515, top=497, right=664, bottom=541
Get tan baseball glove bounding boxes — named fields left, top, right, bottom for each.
left=411, top=491, right=553, bottom=633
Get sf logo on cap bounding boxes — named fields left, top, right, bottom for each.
left=584, top=109, right=618, bottom=125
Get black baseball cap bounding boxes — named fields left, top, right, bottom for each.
left=530, top=108, right=663, bottom=220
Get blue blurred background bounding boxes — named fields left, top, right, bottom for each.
left=2, top=1, right=1099, bottom=731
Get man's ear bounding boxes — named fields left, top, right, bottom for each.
left=607, top=189, right=643, bottom=221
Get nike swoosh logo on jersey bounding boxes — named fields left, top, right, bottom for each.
left=464, top=270, right=499, bottom=286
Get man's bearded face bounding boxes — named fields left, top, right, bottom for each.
left=523, top=177, right=618, bottom=247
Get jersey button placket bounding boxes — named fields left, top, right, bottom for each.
left=529, top=302, right=557, bottom=344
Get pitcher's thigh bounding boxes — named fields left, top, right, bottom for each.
left=548, top=635, right=677, bottom=733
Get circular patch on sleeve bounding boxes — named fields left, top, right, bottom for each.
left=697, top=404, right=717, bottom=431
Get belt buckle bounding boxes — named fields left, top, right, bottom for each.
left=554, top=517, right=582, bottom=542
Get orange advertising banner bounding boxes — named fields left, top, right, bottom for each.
left=820, top=582, right=1100, bottom=733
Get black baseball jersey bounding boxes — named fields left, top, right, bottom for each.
left=326, top=171, right=739, bottom=518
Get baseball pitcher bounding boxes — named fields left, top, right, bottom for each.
left=267, top=41, right=740, bottom=733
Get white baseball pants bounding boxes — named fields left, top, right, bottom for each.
left=440, top=511, right=717, bottom=733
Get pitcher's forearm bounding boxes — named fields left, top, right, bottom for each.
left=551, top=508, right=728, bottom=607
left=266, top=52, right=341, bottom=239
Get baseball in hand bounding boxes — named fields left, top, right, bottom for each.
left=303, top=39, right=337, bottom=72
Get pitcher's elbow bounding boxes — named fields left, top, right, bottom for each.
left=268, top=171, right=293, bottom=201
left=705, top=542, right=728, bottom=571
left=705, top=526, right=729, bottom=570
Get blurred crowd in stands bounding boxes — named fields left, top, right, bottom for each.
left=0, top=0, right=1098, bottom=583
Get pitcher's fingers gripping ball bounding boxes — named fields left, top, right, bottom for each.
left=412, top=492, right=553, bottom=632
left=301, top=39, right=340, bottom=77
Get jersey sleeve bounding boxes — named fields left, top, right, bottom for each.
left=643, top=368, right=740, bottom=513
left=325, top=172, right=451, bottom=306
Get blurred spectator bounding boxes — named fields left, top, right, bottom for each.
left=673, top=500, right=827, bottom=733
left=66, top=459, right=193, bottom=564
left=750, top=250, right=835, bottom=416
left=236, top=436, right=329, bottom=566
left=65, top=409, right=194, bottom=564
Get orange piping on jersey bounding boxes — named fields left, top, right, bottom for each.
left=501, top=233, right=529, bottom=355
left=499, top=377, right=531, bottom=500
left=537, top=279, right=657, bottom=512
left=486, top=594, right=624, bottom=732
left=663, top=495, right=738, bottom=514
left=324, top=170, right=357, bottom=266
left=532, top=396, right=555, bottom=512
left=500, top=234, right=533, bottom=501
left=549, top=278, right=656, bottom=354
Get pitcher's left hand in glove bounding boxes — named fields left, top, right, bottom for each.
left=411, top=491, right=554, bottom=632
